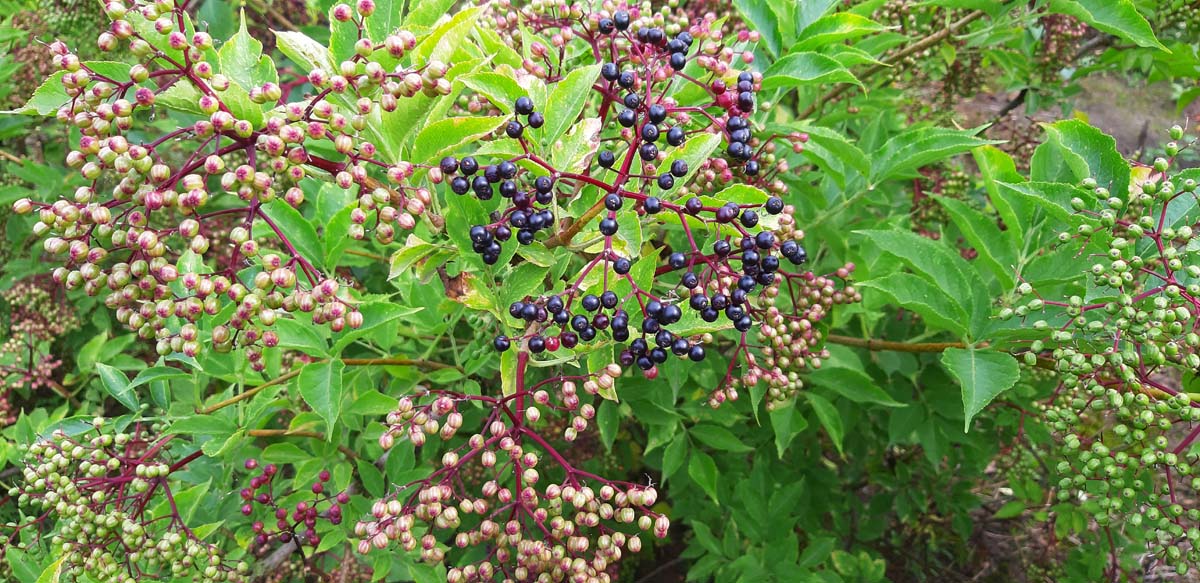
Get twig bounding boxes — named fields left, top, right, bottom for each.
left=799, top=10, right=987, bottom=119
left=825, top=334, right=970, bottom=353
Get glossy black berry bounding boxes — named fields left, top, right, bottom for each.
left=605, top=193, right=622, bottom=210
left=440, top=156, right=458, bottom=174
left=617, top=109, right=637, bottom=128
left=740, top=210, right=759, bottom=227
left=644, top=197, right=662, bottom=214
left=713, top=239, right=731, bottom=256
left=494, top=226, right=511, bottom=241
left=460, top=156, right=478, bottom=175
left=684, top=197, right=703, bottom=215
left=670, top=338, right=689, bottom=355
left=581, top=294, right=601, bottom=312
left=666, top=126, right=685, bottom=146
left=624, top=93, right=641, bottom=109
left=498, top=161, right=517, bottom=179
left=618, top=71, right=635, bottom=89
left=727, top=116, right=747, bottom=131
left=493, top=335, right=511, bottom=351
left=561, top=332, right=579, bottom=349
left=451, top=177, right=470, bottom=195
left=669, top=53, right=686, bottom=70
left=499, top=180, right=518, bottom=198
left=745, top=160, right=760, bottom=176
left=506, top=121, right=523, bottom=138
left=639, top=143, right=658, bottom=161
left=535, top=176, right=553, bottom=194
left=600, top=291, right=618, bottom=309
left=670, top=159, right=688, bottom=177
left=738, top=91, right=754, bottom=111
left=642, top=317, right=660, bottom=334
left=647, top=104, right=667, bottom=124
left=470, top=226, right=489, bottom=243
left=650, top=347, right=668, bottom=363
left=689, top=294, right=708, bottom=310
left=765, top=196, right=782, bottom=214
left=756, top=231, right=775, bottom=249
left=601, top=62, right=619, bottom=81
left=598, top=150, right=616, bottom=168
left=657, top=174, right=674, bottom=190
left=641, top=124, right=660, bottom=142
left=528, top=112, right=545, bottom=129
left=668, top=252, right=687, bottom=269
left=547, top=295, right=564, bottom=313
left=613, top=257, right=631, bottom=274
left=728, top=141, right=747, bottom=159
left=681, top=271, right=698, bottom=288
left=645, top=300, right=663, bottom=318
left=515, top=96, right=534, bottom=115
left=517, top=229, right=535, bottom=245
left=660, top=304, right=682, bottom=324
left=599, top=218, right=619, bottom=236
left=597, top=17, right=615, bottom=34
left=688, top=345, right=705, bottom=362
left=613, top=10, right=630, bottom=30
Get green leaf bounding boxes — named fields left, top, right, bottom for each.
left=806, top=365, right=903, bottom=407
left=934, top=196, right=1016, bottom=286
left=34, top=556, right=65, bottom=583
left=539, top=63, right=601, bottom=149
left=597, top=400, right=618, bottom=452
left=761, top=52, right=860, bottom=93
left=654, top=132, right=721, bottom=192
left=219, top=11, right=278, bottom=91
left=793, top=13, right=884, bottom=51
left=128, top=366, right=189, bottom=389
left=806, top=393, right=844, bottom=455
left=96, top=363, right=138, bottom=412
left=262, top=443, right=310, bottom=464
left=871, top=126, right=998, bottom=184
left=6, top=71, right=67, bottom=116
left=941, top=347, right=1020, bottom=432
left=1037, top=120, right=1130, bottom=203
left=687, top=450, right=719, bottom=502
left=689, top=423, right=753, bottom=453
left=261, top=200, right=324, bottom=270
left=500, top=350, right=517, bottom=397
left=461, top=72, right=527, bottom=114
left=855, top=230, right=974, bottom=311
left=769, top=404, right=809, bottom=458
left=274, top=318, right=329, bottom=356
left=154, top=82, right=205, bottom=115
left=1048, top=0, right=1166, bottom=51
left=412, top=5, right=483, bottom=64
left=298, top=359, right=345, bottom=432
left=857, top=273, right=969, bottom=337
left=785, top=123, right=869, bottom=186
left=661, top=434, right=688, bottom=481
left=733, top=0, right=784, bottom=56
left=411, top=116, right=507, bottom=164
left=273, top=29, right=336, bottom=73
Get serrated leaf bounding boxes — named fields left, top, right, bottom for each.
left=769, top=404, right=809, bottom=458
left=806, top=366, right=903, bottom=407
left=274, top=318, right=328, bottom=356
left=597, top=400, right=618, bottom=452
left=6, top=71, right=67, bottom=115
left=942, top=347, right=1020, bottom=432
left=261, top=200, right=324, bottom=270
left=871, top=126, right=999, bottom=184
left=273, top=29, right=336, bottom=73
left=857, top=273, right=969, bottom=337
left=411, top=116, right=507, bottom=164
left=1048, top=0, right=1166, bottom=51
left=298, top=359, right=345, bottom=433
left=654, top=132, right=721, bottom=190
left=793, top=13, right=884, bottom=51
left=687, top=450, right=719, bottom=502
left=806, top=393, right=844, bottom=455
left=461, top=72, right=526, bottom=114
left=1037, top=120, right=1130, bottom=203
left=689, top=423, right=753, bottom=453
left=96, top=363, right=138, bottom=412
left=129, top=366, right=189, bottom=389
left=761, top=52, right=860, bottom=92
left=539, top=63, right=601, bottom=149
left=500, top=350, right=517, bottom=397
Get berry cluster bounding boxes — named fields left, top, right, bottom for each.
left=0, top=277, right=80, bottom=393
left=360, top=366, right=664, bottom=582
left=239, top=459, right=350, bottom=551
left=5, top=420, right=247, bottom=583
left=1038, top=13, right=1089, bottom=84
left=1002, top=127, right=1200, bottom=575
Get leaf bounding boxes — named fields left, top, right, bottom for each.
left=34, top=556, right=65, bottom=583
left=871, top=126, right=999, bottom=184
left=298, top=359, right=345, bottom=433
left=654, top=132, right=721, bottom=191
left=539, top=63, right=601, bottom=149
left=461, top=72, right=527, bottom=114
left=262, top=443, right=310, bottom=464
left=219, top=11, right=278, bottom=91
left=785, top=123, right=869, bottom=186
left=941, top=347, right=1020, bottom=432
left=661, top=434, right=688, bottom=481
left=273, top=30, right=336, bottom=73
left=733, top=0, right=783, bottom=55
left=687, top=450, right=719, bottom=502
left=761, top=52, right=860, bottom=92
left=597, top=400, right=618, bottom=452
left=96, top=363, right=138, bottom=412
left=129, top=366, right=189, bottom=389
left=793, top=13, right=884, bottom=51
left=154, top=82, right=205, bottom=115
left=934, top=196, right=1016, bottom=286
left=6, top=71, right=67, bottom=115
left=769, top=404, right=809, bottom=458
left=274, top=318, right=329, bottom=356
left=806, top=393, right=844, bottom=455
left=1048, top=0, right=1166, bottom=51
left=500, top=350, right=517, bottom=397
left=261, top=200, right=324, bottom=270
left=1037, top=120, right=1130, bottom=203
left=806, top=366, right=903, bottom=407
left=689, top=423, right=753, bottom=453
left=857, top=273, right=969, bottom=337
left=411, top=116, right=507, bottom=164
left=331, top=303, right=423, bottom=353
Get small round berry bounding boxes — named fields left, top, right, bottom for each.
left=740, top=210, right=759, bottom=227
left=688, top=345, right=706, bottom=361
left=617, top=109, right=637, bottom=127
left=669, top=53, right=687, bottom=70
left=657, top=174, right=674, bottom=190
left=668, top=252, right=687, bottom=269
left=670, top=159, right=688, bottom=177
left=745, top=160, right=760, bottom=176
left=598, top=150, right=616, bottom=168
left=618, top=71, right=635, bottom=88
left=600, top=218, right=619, bottom=236
left=460, top=156, right=478, bottom=174
left=642, top=124, right=660, bottom=142
left=765, top=196, right=783, bottom=214
left=624, top=93, right=642, bottom=109
left=601, top=62, right=619, bottom=80
left=614, top=10, right=630, bottom=30
left=613, top=257, right=632, bottom=274
left=605, top=193, right=623, bottom=210
left=440, top=156, right=459, bottom=174
left=528, top=112, right=545, bottom=128
left=515, top=96, right=535, bottom=115
left=644, top=197, right=662, bottom=214
left=684, top=197, right=703, bottom=214
left=666, top=126, right=686, bottom=147
left=639, top=143, right=659, bottom=161
left=535, top=176, right=554, bottom=193
left=505, top=120, right=524, bottom=138
left=582, top=294, right=601, bottom=311
left=600, top=291, right=619, bottom=309
left=529, top=336, right=546, bottom=353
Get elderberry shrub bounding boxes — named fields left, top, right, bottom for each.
left=1001, top=127, right=1200, bottom=575
left=5, top=419, right=249, bottom=582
